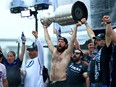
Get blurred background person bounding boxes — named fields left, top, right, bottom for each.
left=0, top=50, right=8, bottom=87
left=0, top=36, right=26, bottom=87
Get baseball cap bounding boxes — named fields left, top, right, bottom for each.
left=58, top=37, right=68, bottom=44
left=0, top=50, right=3, bottom=57
left=27, top=42, right=38, bottom=51
left=93, top=33, right=105, bottom=40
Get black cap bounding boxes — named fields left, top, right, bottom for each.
left=58, top=37, right=68, bottom=44
left=93, top=33, right=105, bottom=40
left=27, top=42, right=38, bottom=51
left=0, top=50, right=3, bottom=57
left=85, top=39, right=93, bottom=45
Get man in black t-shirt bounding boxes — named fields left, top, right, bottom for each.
left=80, top=17, right=112, bottom=87
left=67, top=49, right=90, bottom=87
left=88, top=44, right=112, bottom=86
left=102, top=15, right=116, bottom=87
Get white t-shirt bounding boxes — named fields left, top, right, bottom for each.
left=0, top=63, right=7, bottom=87
left=24, top=38, right=44, bottom=87
left=24, top=57, right=44, bottom=87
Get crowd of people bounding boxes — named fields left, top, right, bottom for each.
left=0, top=15, right=116, bottom=87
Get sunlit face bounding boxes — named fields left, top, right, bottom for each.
left=87, top=43, right=95, bottom=52
left=57, top=40, right=68, bottom=52
left=7, top=52, right=15, bottom=64
left=28, top=50, right=38, bottom=59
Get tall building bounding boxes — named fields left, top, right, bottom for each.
left=90, top=0, right=116, bottom=30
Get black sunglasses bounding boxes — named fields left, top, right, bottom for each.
left=73, top=52, right=81, bottom=55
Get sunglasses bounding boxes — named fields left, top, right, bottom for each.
left=73, top=52, right=81, bottom=55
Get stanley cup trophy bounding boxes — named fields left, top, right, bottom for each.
left=40, top=1, right=88, bottom=26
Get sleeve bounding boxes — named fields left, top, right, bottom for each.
left=35, top=38, right=44, bottom=69
left=82, top=62, right=88, bottom=74
left=104, top=43, right=112, bottom=60
left=16, top=58, right=22, bottom=67
left=2, top=64, right=7, bottom=79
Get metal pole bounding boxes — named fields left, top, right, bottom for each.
left=33, top=10, right=38, bottom=32
left=16, top=40, right=20, bottom=58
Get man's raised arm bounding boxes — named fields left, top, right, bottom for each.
left=32, top=31, right=44, bottom=67
left=102, top=16, right=113, bottom=47
left=81, top=18, right=95, bottom=43
left=66, top=21, right=82, bottom=56
left=43, top=26, right=55, bottom=54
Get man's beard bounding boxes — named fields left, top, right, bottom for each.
left=57, top=46, right=66, bottom=52
left=97, top=46, right=102, bottom=50
left=71, top=55, right=81, bottom=63
left=71, top=58, right=80, bottom=63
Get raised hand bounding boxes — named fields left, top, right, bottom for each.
left=32, top=31, right=38, bottom=39
left=102, top=15, right=110, bottom=24
left=21, top=32, right=26, bottom=44
left=81, top=18, right=87, bottom=24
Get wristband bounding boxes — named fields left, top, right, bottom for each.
left=85, top=22, right=88, bottom=25
left=106, top=22, right=111, bottom=24
left=22, top=41, right=25, bottom=44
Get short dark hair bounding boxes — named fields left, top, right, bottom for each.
left=86, top=39, right=93, bottom=45
left=8, top=51, right=16, bottom=57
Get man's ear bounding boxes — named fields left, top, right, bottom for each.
left=65, top=44, right=68, bottom=49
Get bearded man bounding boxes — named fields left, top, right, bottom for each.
left=66, top=49, right=90, bottom=87
left=43, top=20, right=83, bottom=87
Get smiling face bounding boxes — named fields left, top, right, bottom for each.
left=87, top=42, right=95, bottom=52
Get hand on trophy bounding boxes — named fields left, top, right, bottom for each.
left=81, top=18, right=87, bottom=24
left=76, top=21, right=83, bottom=26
